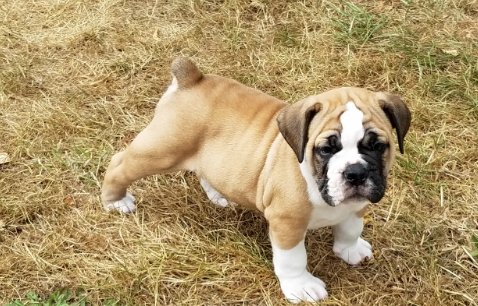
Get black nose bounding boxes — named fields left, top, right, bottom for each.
left=344, top=164, right=368, bottom=186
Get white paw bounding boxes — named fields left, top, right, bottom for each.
left=279, top=271, right=328, bottom=303
left=333, top=237, right=373, bottom=265
left=213, top=197, right=230, bottom=207
left=104, top=192, right=136, bottom=213
left=200, top=178, right=232, bottom=208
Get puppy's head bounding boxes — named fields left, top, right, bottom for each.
left=277, top=87, right=411, bottom=206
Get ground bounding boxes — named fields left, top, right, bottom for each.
left=1, top=0, right=477, bottom=305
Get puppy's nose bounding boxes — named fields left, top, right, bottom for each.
left=344, top=164, right=368, bottom=186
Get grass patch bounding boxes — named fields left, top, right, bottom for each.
left=331, top=1, right=388, bottom=47
left=469, top=235, right=478, bottom=258
left=1, top=0, right=478, bottom=305
left=5, top=289, right=119, bottom=306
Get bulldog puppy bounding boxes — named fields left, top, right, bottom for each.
left=101, top=57, right=411, bottom=303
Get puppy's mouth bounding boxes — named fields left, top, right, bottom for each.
left=322, top=184, right=384, bottom=207
left=343, top=184, right=384, bottom=204
left=343, top=186, right=369, bottom=202
left=318, top=172, right=386, bottom=206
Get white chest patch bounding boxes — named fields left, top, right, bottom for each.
left=326, top=102, right=366, bottom=205
left=307, top=197, right=369, bottom=229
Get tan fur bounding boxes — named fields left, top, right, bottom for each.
left=356, top=205, right=369, bottom=218
left=102, top=57, right=408, bottom=251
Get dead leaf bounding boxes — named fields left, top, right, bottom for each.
left=0, top=153, right=10, bottom=164
left=122, top=134, right=134, bottom=145
left=442, top=49, right=459, bottom=56
left=363, top=215, right=373, bottom=225
left=63, top=196, right=74, bottom=205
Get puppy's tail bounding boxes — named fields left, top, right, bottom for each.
left=171, top=57, right=203, bottom=88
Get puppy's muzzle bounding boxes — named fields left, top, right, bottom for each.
left=343, top=164, right=369, bottom=186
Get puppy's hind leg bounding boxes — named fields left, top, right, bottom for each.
left=101, top=149, right=137, bottom=213
left=101, top=123, right=190, bottom=213
left=102, top=57, right=205, bottom=213
left=199, top=178, right=232, bottom=208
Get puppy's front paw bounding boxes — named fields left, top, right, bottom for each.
left=333, top=237, right=373, bottom=265
left=279, top=271, right=328, bottom=303
left=103, top=192, right=136, bottom=213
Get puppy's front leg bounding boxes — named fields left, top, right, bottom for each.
left=332, top=213, right=373, bottom=265
left=271, top=238, right=328, bottom=303
left=268, top=216, right=328, bottom=303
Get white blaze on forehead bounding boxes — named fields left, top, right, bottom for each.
left=340, top=102, right=364, bottom=150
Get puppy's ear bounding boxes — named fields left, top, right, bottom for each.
left=378, top=93, right=411, bottom=154
left=277, top=99, right=322, bottom=163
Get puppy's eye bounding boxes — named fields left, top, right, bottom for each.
left=373, top=143, right=386, bottom=152
left=319, top=146, right=333, bottom=155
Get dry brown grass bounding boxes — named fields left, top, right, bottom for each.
left=1, top=0, right=478, bottom=305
